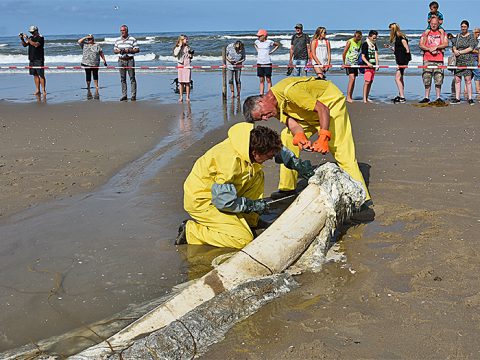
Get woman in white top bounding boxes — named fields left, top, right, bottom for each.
left=254, top=29, right=279, bottom=95
left=310, top=27, right=331, bottom=79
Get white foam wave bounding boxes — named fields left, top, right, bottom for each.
left=221, top=34, right=292, bottom=40
left=0, top=53, right=157, bottom=64
left=99, top=37, right=156, bottom=45
left=0, top=44, right=8, bottom=47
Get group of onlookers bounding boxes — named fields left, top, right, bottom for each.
left=19, top=3, right=479, bottom=105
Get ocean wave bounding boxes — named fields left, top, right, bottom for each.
left=0, top=53, right=157, bottom=64
left=0, top=44, right=8, bottom=47
left=99, top=37, right=157, bottom=45
left=221, top=34, right=293, bottom=40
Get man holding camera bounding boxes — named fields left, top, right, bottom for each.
left=19, top=25, right=46, bottom=96
left=114, top=25, right=140, bottom=101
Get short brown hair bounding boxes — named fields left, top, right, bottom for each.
left=249, top=126, right=282, bottom=157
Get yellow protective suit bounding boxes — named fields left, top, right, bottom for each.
left=183, top=122, right=264, bottom=249
left=271, top=77, right=371, bottom=201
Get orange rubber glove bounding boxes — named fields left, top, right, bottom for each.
left=312, top=129, right=331, bottom=154
left=292, top=132, right=311, bottom=150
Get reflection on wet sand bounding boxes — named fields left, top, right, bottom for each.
left=182, top=245, right=237, bottom=280
left=179, top=102, right=192, bottom=133
left=86, top=89, right=100, bottom=100
left=222, top=97, right=242, bottom=124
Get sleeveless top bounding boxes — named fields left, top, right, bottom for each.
left=312, top=39, right=329, bottom=65
left=345, top=38, right=361, bottom=65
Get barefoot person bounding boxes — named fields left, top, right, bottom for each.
left=243, top=77, right=374, bottom=221
left=19, top=25, right=46, bottom=96
left=175, top=123, right=314, bottom=248
left=77, top=34, right=107, bottom=92
left=225, top=41, right=246, bottom=98
left=173, top=34, right=194, bottom=102
left=342, top=31, right=363, bottom=103
left=361, top=30, right=379, bottom=103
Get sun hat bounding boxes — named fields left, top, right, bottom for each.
left=256, top=29, right=268, bottom=37
left=295, top=23, right=303, bottom=29
left=28, top=25, right=38, bottom=33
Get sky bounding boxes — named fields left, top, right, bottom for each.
left=1, top=0, right=480, bottom=36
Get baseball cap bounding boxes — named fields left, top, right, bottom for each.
left=295, top=23, right=303, bottom=29
left=28, top=25, right=38, bottom=33
left=256, top=29, right=268, bottom=37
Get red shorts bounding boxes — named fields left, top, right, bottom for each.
left=364, top=68, right=375, bottom=82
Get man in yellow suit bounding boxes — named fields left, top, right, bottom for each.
left=243, top=77, right=374, bottom=221
left=176, top=122, right=315, bottom=248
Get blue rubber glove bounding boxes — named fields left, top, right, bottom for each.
left=244, top=199, right=269, bottom=214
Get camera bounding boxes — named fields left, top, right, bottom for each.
left=188, top=49, right=194, bottom=55
left=19, top=32, right=25, bottom=38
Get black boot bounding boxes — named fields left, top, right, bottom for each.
left=174, top=220, right=188, bottom=245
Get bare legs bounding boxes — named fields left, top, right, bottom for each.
left=395, top=69, right=405, bottom=98
left=178, top=83, right=191, bottom=102
left=33, top=75, right=46, bottom=95
left=454, top=75, right=472, bottom=100
left=363, top=80, right=373, bottom=103
left=346, top=73, right=356, bottom=103
left=259, top=76, right=272, bottom=96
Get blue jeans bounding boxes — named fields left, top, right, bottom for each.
left=293, top=59, right=307, bottom=76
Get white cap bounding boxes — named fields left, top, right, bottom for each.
left=28, top=25, right=38, bottom=33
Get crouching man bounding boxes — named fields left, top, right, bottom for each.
left=175, top=122, right=314, bottom=249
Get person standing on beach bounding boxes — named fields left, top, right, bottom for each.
left=19, top=25, right=46, bottom=96
left=473, top=28, right=480, bottom=95
left=173, top=35, right=194, bottom=103
left=242, top=77, right=374, bottom=222
left=77, top=34, right=107, bottom=92
left=225, top=40, right=246, bottom=98
left=385, top=23, right=411, bottom=104
left=289, top=24, right=311, bottom=76
left=310, top=27, right=331, bottom=79
left=342, top=31, right=362, bottom=103
left=361, top=30, right=379, bottom=103
left=450, top=20, right=477, bottom=105
left=114, top=25, right=139, bottom=101
left=419, top=17, right=448, bottom=104
left=254, top=29, right=279, bottom=95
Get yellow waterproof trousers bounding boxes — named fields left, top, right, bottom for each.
left=278, top=84, right=371, bottom=201
left=185, top=172, right=264, bottom=249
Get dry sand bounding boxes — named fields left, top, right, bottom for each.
left=0, top=99, right=479, bottom=358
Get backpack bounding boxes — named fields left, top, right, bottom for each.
left=357, top=42, right=365, bottom=74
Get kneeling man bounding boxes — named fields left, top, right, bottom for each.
left=176, top=122, right=313, bottom=249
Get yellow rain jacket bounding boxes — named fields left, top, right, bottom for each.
left=271, top=77, right=371, bottom=201
left=183, top=122, right=264, bottom=249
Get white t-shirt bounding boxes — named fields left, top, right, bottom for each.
left=255, top=39, right=274, bottom=64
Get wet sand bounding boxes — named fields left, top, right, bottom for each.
left=205, top=104, right=480, bottom=359
left=0, top=82, right=479, bottom=357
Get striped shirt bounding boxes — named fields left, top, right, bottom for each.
left=114, top=36, right=139, bottom=59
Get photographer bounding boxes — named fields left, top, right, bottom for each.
left=113, top=25, right=140, bottom=101
left=173, top=34, right=194, bottom=102
left=77, top=34, right=107, bottom=93
left=19, top=25, right=46, bottom=96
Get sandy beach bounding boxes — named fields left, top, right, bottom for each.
left=0, top=74, right=479, bottom=358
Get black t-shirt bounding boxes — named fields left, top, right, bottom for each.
left=361, top=41, right=378, bottom=64
left=394, top=35, right=410, bottom=65
left=28, top=35, right=45, bottom=62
